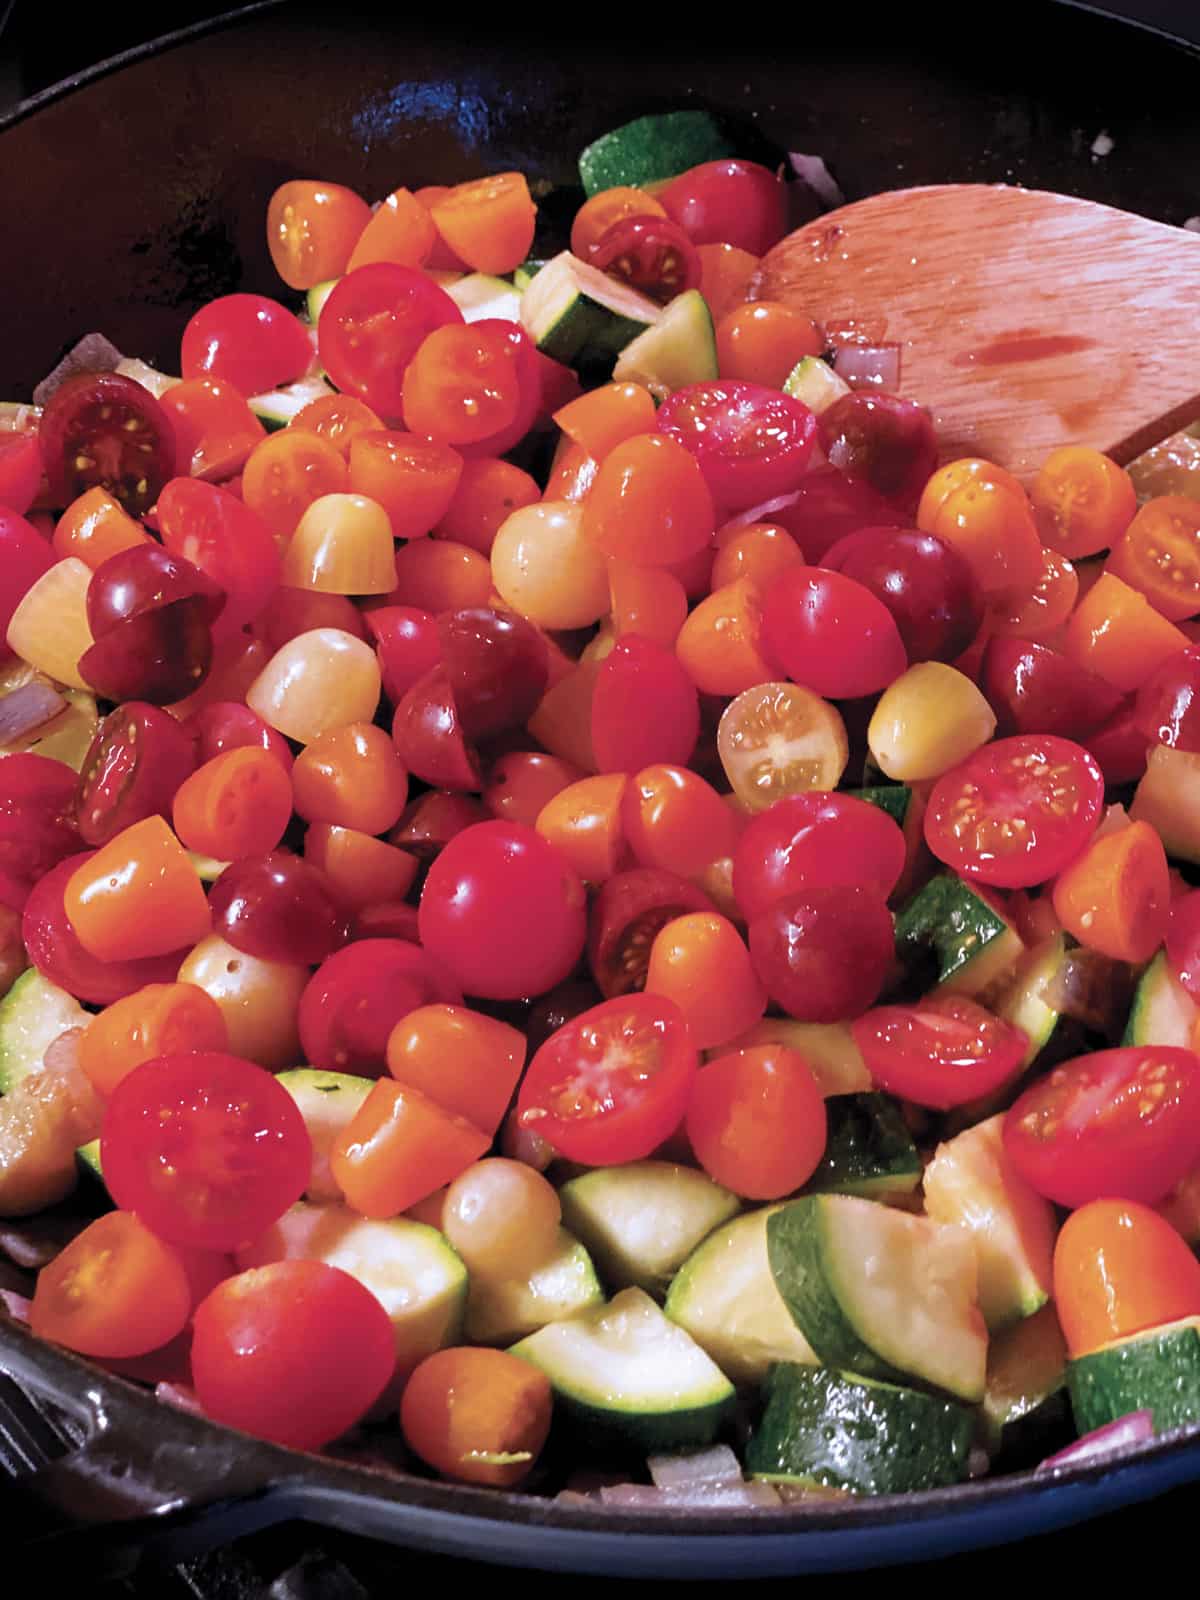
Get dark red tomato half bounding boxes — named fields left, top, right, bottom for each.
left=818, top=392, right=938, bottom=512
left=589, top=217, right=702, bottom=306
left=79, top=596, right=216, bottom=706
left=437, top=606, right=547, bottom=742
left=658, top=159, right=788, bottom=256
left=821, top=526, right=984, bottom=665
left=747, top=884, right=895, bottom=1023
left=209, top=852, right=347, bottom=966
left=760, top=565, right=908, bottom=699
left=298, top=938, right=463, bottom=1075
left=86, top=542, right=225, bottom=639
left=516, top=992, right=698, bottom=1165
left=0, top=430, right=44, bottom=515
left=318, top=264, right=463, bottom=423
left=365, top=606, right=442, bottom=706
left=587, top=866, right=716, bottom=998
left=852, top=994, right=1028, bottom=1110
left=101, top=1052, right=311, bottom=1252
left=924, top=733, right=1104, bottom=890
left=38, top=372, right=177, bottom=516
left=1003, top=1046, right=1200, bottom=1208
left=656, top=381, right=818, bottom=513
left=765, top=465, right=908, bottom=563
left=155, top=478, right=281, bottom=638
left=1135, top=645, right=1200, bottom=752
left=181, top=294, right=314, bottom=397
left=0, top=754, right=79, bottom=912
left=981, top=637, right=1125, bottom=740
left=1167, top=891, right=1200, bottom=1002
left=1080, top=699, right=1150, bottom=788
left=391, top=665, right=483, bottom=792
left=75, top=702, right=198, bottom=847
left=732, top=791, right=906, bottom=920
left=591, top=635, right=700, bottom=774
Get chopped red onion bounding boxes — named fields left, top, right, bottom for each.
left=717, top=491, right=803, bottom=538
left=832, top=344, right=902, bottom=392
left=1045, top=948, right=1135, bottom=1035
left=156, top=1381, right=205, bottom=1417
left=0, top=1216, right=85, bottom=1269
left=647, top=1443, right=743, bottom=1490
left=787, top=153, right=846, bottom=212
left=0, top=1290, right=31, bottom=1323
left=0, top=682, right=67, bottom=747
left=42, top=1026, right=87, bottom=1078
left=599, top=1481, right=781, bottom=1509
left=1036, top=1410, right=1154, bottom=1473
left=499, top=1109, right=555, bottom=1172
left=33, top=333, right=125, bottom=407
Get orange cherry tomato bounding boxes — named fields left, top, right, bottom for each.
left=172, top=746, right=295, bottom=861
left=569, top=186, right=668, bottom=259
left=988, top=546, right=1079, bottom=640
left=525, top=660, right=600, bottom=774
left=544, top=436, right=599, bottom=502
left=686, top=1044, right=827, bottom=1200
left=1107, top=496, right=1200, bottom=621
left=1053, top=1198, right=1200, bottom=1357
left=483, top=750, right=584, bottom=827
left=400, top=1346, right=553, bottom=1488
left=535, top=772, right=628, bottom=883
left=241, top=429, right=349, bottom=541
left=608, top=561, right=689, bottom=647
left=267, top=179, right=373, bottom=291
left=292, top=722, right=409, bottom=835
left=304, top=823, right=419, bottom=910
left=53, top=487, right=152, bottom=569
left=389, top=538, right=492, bottom=613
left=1051, top=818, right=1170, bottom=964
left=385, top=1003, right=526, bottom=1135
left=80, top=982, right=229, bottom=1099
left=433, top=457, right=541, bottom=557
left=675, top=577, right=775, bottom=696
left=1063, top=571, right=1190, bottom=691
left=401, top=324, right=525, bottom=448
left=289, top=393, right=384, bottom=461
left=413, top=185, right=470, bottom=271
left=254, top=585, right=368, bottom=651
left=917, top=458, right=1044, bottom=595
left=666, top=542, right=716, bottom=600
left=697, top=242, right=760, bottom=321
left=348, top=429, right=463, bottom=539
left=583, top=433, right=715, bottom=566
left=710, top=522, right=804, bottom=590
left=716, top=301, right=824, bottom=388
left=644, top=911, right=766, bottom=1051
left=428, top=172, right=537, bottom=276
left=64, top=817, right=210, bottom=962
left=330, top=1078, right=490, bottom=1218
left=30, top=1210, right=193, bottom=1358
left=160, top=378, right=267, bottom=482
left=345, top=186, right=437, bottom=272
left=1030, top=445, right=1138, bottom=560
left=553, top=382, right=658, bottom=463
left=623, top=764, right=740, bottom=879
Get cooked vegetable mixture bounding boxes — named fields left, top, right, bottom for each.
left=2, top=109, right=1200, bottom=1503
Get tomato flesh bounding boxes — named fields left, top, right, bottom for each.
left=39, top=372, right=177, bottom=516
left=656, top=381, right=818, bottom=513
left=852, top=994, right=1028, bottom=1110
left=589, top=217, right=702, bottom=306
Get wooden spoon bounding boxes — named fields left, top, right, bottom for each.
left=753, top=184, right=1200, bottom=479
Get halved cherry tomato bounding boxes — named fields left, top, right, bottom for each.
left=52, top=488, right=151, bottom=569
left=981, top=638, right=1124, bottom=740
left=330, top=1077, right=489, bottom=1217
left=608, top=561, right=690, bottom=649
left=80, top=981, right=229, bottom=1098
left=386, top=1003, right=525, bottom=1135
left=347, top=430, right=462, bottom=540
left=181, top=293, right=312, bottom=396
left=299, top=938, right=462, bottom=1074
left=570, top=186, right=668, bottom=259
left=819, top=392, right=938, bottom=513
left=318, top=264, right=463, bottom=422
left=659, top=159, right=787, bottom=256
left=400, top=1346, right=552, bottom=1488
left=924, top=734, right=1105, bottom=889
left=156, top=477, right=282, bottom=636
left=732, top=790, right=906, bottom=920
left=0, top=754, right=80, bottom=913
left=1003, top=1046, right=1200, bottom=1208
left=172, top=745, right=295, bottom=861
left=101, top=1051, right=311, bottom=1251
left=623, top=765, right=738, bottom=879
left=366, top=605, right=442, bottom=704
left=1167, top=890, right=1200, bottom=1001
left=644, top=910, right=766, bottom=1050
left=749, top=885, right=894, bottom=1022
left=160, top=377, right=266, bottom=482
left=185, top=700, right=294, bottom=774
left=1054, top=1199, right=1200, bottom=1358
left=1135, top=645, right=1200, bottom=752
left=484, top=750, right=583, bottom=828
left=289, top=393, right=384, bottom=460
left=391, top=665, right=483, bottom=791
left=760, top=564, right=908, bottom=699
left=917, top=457, right=1044, bottom=594
left=390, top=538, right=492, bottom=614
left=988, top=547, right=1078, bottom=641
left=554, top=381, right=658, bottom=462
left=267, top=179, right=373, bottom=289
left=345, top=186, right=436, bottom=272
left=292, top=722, right=409, bottom=835
left=535, top=773, right=628, bottom=883
left=591, top=634, right=700, bottom=774
left=586, top=866, right=715, bottom=998
left=717, top=680, right=849, bottom=812
left=516, top=992, right=697, bottom=1165
left=852, top=994, right=1028, bottom=1109
left=820, top=525, right=984, bottom=666
left=1063, top=570, right=1190, bottom=693
left=401, top=322, right=523, bottom=448
left=433, top=457, right=540, bottom=556
left=428, top=172, right=537, bottom=275
left=1107, top=495, right=1200, bottom=621
left=64, top=816, right=210, bottom=962
left=1030, top=446, right=1137, bottom=560
left=240, top=430, right=349, bottom=543
left=686, top=1045, right=826, bottom=1200
left=589, top=216, right=701, bottom=305
left=39, top=372, right=177, bottom=516
left=582, top=433, right=715, bottom=566
left=656, top=381, right=817, bottom=512
left=1051, top=819, right=1170, bottom=964
left=0, top=428, right=44, bottom=514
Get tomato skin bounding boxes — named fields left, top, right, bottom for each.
left=1054, top=1199, right=1200, bottom=1358
left=80, top=981, right=230, bottom=1099
left=591, top=635, right=700, bottom=775
left=156, top=478, right=281, bottom=639
left=181, top=293, right=313, bottom=397
left=159, top=377, right=266, bottom=482
left=853, top=995, right=1028, bottom=1110
left=419, top=821, right=587, bottom=1002
left=184, top=700, right=294, bottom=774
left=587, top=866, right=716, bottom=998
left=655, top=381, right=818, bottom=513
left=748, top=885, right=894, bottom=1022
left=925, top=734, right=1105, bottom=890
left=760, top=565, right=908, bottom=699
left=1135, top=645, right=1200, bottom=753
left=589, top=216, right=702, bottom=305
left=0, top=430, right=43, bottom=515
left=400, top=1346, right=553, bottom=1488
left=981, top=637, right=1125, bottom=740
left=644, top=910, right=766, bottom=1050
left=766, top=465, right=908, bottom=564
left=0, top=753, right=80, bottom=913
left=0, top=507, right=55, bottom=646
left=659, top=159, right=787, bottom=256
left=732, top=791, right=906, bottom=920
left=191, top=1260, right=397, bottom=1450
left=820, top=393, right=938, bottom=513
left=101, top=1052, right=311, bottom=1252
left=1003, top=1046, right=1200, bottom=1209
left=516, top=992, right=697, bottom=1165
left=1167, top=890, right=1200, bottom=1001
left=365, top=605, right=442, bottom=706
left=391, top=665, right=483, bottom=792
left=39, top=372, right=177, bottom=517
left=686, top=1044, right=827, bottom=1200
left=623, top=765, right=739, bottom=879
left=318, top=264, right=463, bottom=423
left=821, top=526, right=984, bottom=666
left=64, top=815, right=211, bottom=963
left=267, top=179, right=373, bottom=290
left=386, top=1003, right=526, bottom=1135
left=299, top=938, right=462, bottom=1075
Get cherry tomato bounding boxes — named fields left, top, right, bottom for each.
left=391, top=789, right=489, bottom=866
left=732, top=791, right=906, bottom=920
left=400, top=1346, right=553, bottom=1488
left=299, top=938, right=462, bottom=1074
left=766, top=464, right=908, bottom=564
left=75, top=702, right=198, bottom=848
left=101, top=1052, right=310, bottom=1251
left=159, top=377, right=266, bottom=482
left=38, top=372, right=176, bottom=516
left=64, top=815, right=211, bottom=962
left=427, top=172, right=536, bottom=276
left=1054, top=1199, right=1200, bottom=1358
left=401, top=320, right=535, bottom=453
left=760, top=565, right=908, bottom=699
left=717, top=679, right=849, bottom=811
left=418, top=821, right=587, bottom=1001
left=0, top=754, right=79, bottom=912
left=715, top=302, right=824, bottom=389
left=156, top=477, right=281, bottom=638
left=79, top=595, right=216, bottom=706
left=80, top=981, right=230, bottom=1099
left=821, top=526, right=984, bottom=665
left=267, top=179, right=373, bottom=290
left=658, top=159, right=788, bottom=255
left=485, top=751, right=583, bottom=828
left=1083, top=699, right=1151, bottom=787
left=686, top=1045, right=826, bottom=1200
left=644, top=910, right=766, bottom=1050
left=516, top=992, right=697, bottom=1165
left=852, top=994, right=1028, bottom=1110
left=589, top=216, right=701, bottom=305
left=569, top=186, right=667, bottom=259
left=924, top=734, right=1105, bottom=889
left=988, top=547, right=1078, bottom=641
left=1167, top=890, right=1200, bottom=1002
left=181, top=293, right=313, bottom=396
left=981, top=638, right=1125, bottom=740
left=0, top=429, right=44, bottom=515
left=623, top=765, right=739, bottom=879
left=0, top=507, right=55, bottom=645
left=655, top=381, right=817, bottom=512
left=365, top=605, right=442, bottom=705
left=318, top=264, right=463, bottom=422
left=818, top=392, right=938, bottom=511
left=172, top=746, right=294, bottom=861
left=437, top=606, right=548, bottom=742
left=386, top=1003, right=526, bottom=1136
left=1108, top=496, right=1200, bottom=622
left=184, top=700, right=294, bottom=774
left=1003, top=1046, right=1200, bottom=1209
left=1135, top=645, right=1200, bottom=752
left=591, top=635, right=700, bottom=774
left=582, top=433, right=715, bottom=567
left=748, top=884, right=894, bottom=1022
left=86, top=541, right=225, bottom=639
left=391, top=665, right=483, bottom=792
left=192, top=1260, right=396, bottom=1450
left=209, top=852, right=347, bottom=966
left=1030, top=446, right=1137, bottom=560
left=292, top=722, right=409, bottom=835
left=585, top=867, right=714, bottom=999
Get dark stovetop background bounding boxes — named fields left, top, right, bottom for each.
left=1, top=0, right=1199, bottom=1591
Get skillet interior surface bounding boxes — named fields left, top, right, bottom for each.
left=2, top=0, right=1200, bottom=1575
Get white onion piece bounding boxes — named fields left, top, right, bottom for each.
left=787, top=153, right=845, bottom=211
left=832, top=344, right=902, bottom=392
left=156, top=1382, right=205, bottom=1417
left=1036, top=1410, right=1154, bottom=1473
left=648, top=1443, right=743, bottom=1490
left=0, top=682, right=67, bottom=747
left=716, top=491, right=803, bottom=538
left=599, top=1482, right=781, bottom=1509
left=0, top=1290, right=31, bottom=1323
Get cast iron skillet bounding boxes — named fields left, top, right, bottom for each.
left=2, top=0, right=1200, bottom=1577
